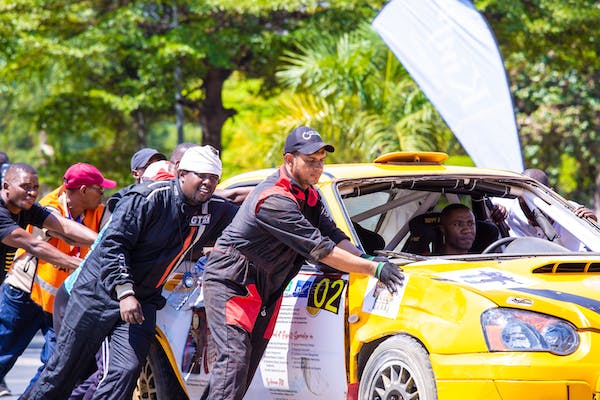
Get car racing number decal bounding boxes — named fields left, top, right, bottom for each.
left=306, top=277, right=346, bottom=316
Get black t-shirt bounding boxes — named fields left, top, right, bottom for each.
left=0, top=198, right=51, bottom=281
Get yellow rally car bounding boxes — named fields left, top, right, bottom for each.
left=135, top=152, right=600, bottom=400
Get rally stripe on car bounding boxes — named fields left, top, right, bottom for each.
left=514, top=287, right=600, bottom=314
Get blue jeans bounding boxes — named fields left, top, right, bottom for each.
left=0, top=283, right=55, bottom=392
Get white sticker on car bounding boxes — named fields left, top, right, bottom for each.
left=362, top=275, right=408, bottom=319
left=436, top=267, right=536, bottom=291
left=246, top=272, right=349, bottom=399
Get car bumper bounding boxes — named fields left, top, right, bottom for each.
left=432, top=344, right=600, bottom=400
left=436, top=379, right=594, bottom=400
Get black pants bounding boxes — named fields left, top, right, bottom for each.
left=52, top=283, right=69, bottom=335
left=53, top=283, right=105, bottom=400
left=22, top=279, right=157, bottom=400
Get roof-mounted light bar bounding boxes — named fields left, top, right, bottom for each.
left=374, top=151, right=449, bottom=164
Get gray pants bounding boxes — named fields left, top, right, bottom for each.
left=200, top=279, right=281, bottom=400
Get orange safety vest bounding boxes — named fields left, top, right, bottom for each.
left=29, top=186, right=104, bottom=313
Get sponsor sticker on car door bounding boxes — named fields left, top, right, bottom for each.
left=245, top=271, right=349, bottom=400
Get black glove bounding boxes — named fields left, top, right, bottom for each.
left=375, top=262, right=404, bottom=294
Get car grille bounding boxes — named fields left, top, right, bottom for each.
left=533, top=262, right=600, bottom=273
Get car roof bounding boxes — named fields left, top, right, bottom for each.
left=220, top=151, right=526, bottom=187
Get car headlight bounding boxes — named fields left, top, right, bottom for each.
left=481, top=308, right=579, bottom=355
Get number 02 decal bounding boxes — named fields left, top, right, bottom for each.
left=306, top=277, right=346, bottom=315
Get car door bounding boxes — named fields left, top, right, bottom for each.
left=245, top=267, right=349, bottom=399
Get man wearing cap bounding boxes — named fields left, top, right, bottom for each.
left=0, top=162, right=115, bottom=396
left=140, top=160, right=174, bottom=182
left=199, top=126, right=404, bottom=400
left=0, top=163, right=99, bottom=397
left=24, top=146, right=238, bottom=400
left=130, top=148, right=167, bottom=183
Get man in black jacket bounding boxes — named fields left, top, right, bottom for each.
left=24, top=146, right=238, bottom=400
left=200, top=126, right=404, bottom=400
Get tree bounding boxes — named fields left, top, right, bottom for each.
left=0, top=0, right=387, bottom=179
left=1, top=0, right=599, bottom=208
left=477, top=0, right=600, bottom=209
left=273, top=23, right=454, bottom=164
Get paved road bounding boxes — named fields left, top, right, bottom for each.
left=3, top=333, right=43, bottom=399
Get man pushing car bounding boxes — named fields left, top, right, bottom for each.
left=23, top=146, right=238, bottom=400
left=200, top=126, right=404, bottom=400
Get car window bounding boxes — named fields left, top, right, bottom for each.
left=337, top=176, right=600, bottom=256
left=344, top=191, right=390, bottom=231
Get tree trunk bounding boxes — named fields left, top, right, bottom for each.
left=594, top=167, right=600, bottom=216
left=175, top=65, right=185, bottom=144
left=198, top=67, right=237, bottom=151
left=134, top=110, right=147, bottom=149
left=173, top=4, right=185, bottom=144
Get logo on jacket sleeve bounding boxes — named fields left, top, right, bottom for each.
left=190, top=214, right=211, bottom=226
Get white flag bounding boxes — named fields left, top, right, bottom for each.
left=373, top=0, right=524, bottom=172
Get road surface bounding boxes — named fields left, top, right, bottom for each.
left=3, top=332, right=43, bottom=399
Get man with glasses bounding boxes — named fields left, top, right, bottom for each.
left=199, top=126, right=404, bottom=400
left=0, top=162, right=100, bottom=397
left=24, top=146, right=238, bottom=400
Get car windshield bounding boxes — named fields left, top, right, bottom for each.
left=337, top=174, right=600, bottom=258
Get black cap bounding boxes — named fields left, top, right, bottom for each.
left=130, top=148, right=167, bottom=170
left=283, top=126, right=335, bottom=155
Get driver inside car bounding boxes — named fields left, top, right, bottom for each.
left=436, top=204, right=476, bottom=255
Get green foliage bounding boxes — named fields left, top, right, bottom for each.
left=474, top=0, right=600, bottom=207
left=0, top=0, right=599, bottom=212
left=0, top=0, right=384, bottom=185
left=274, top=23, right=456, bottom=163
left=477, top=0, right=600, bottom=72
left=220, top=74, right=282, bottom=177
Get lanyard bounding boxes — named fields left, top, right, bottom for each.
left=59, top=190, right=83, bottom=257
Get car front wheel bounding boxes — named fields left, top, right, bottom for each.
left=132, top=340, right=188, bottom=400
left=359, top=334, right=437, bottom=400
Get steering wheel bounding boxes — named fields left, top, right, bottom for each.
left=481, top=237, right=518, bottom=254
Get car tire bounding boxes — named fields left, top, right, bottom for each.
left=132, top=340, right=188, bottom=400
left=359, top=334, right=437, bottom=400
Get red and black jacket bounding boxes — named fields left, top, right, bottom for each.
left=203, top=165, right=349, bottom=307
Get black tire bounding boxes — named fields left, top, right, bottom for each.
left=359, top=334, right=437, bottom=400
left=132, top=340, right=188, bottom=400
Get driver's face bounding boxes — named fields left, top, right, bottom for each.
left=440, top=209, right=476, bottom=253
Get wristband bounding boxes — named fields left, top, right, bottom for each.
left=375, top=262, right=384, bottom=279
left=115, top=283, right=135, bottom=300
left=360, top=253, right=375, bottom=261
left=118, top=292, right=135, bottom=301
